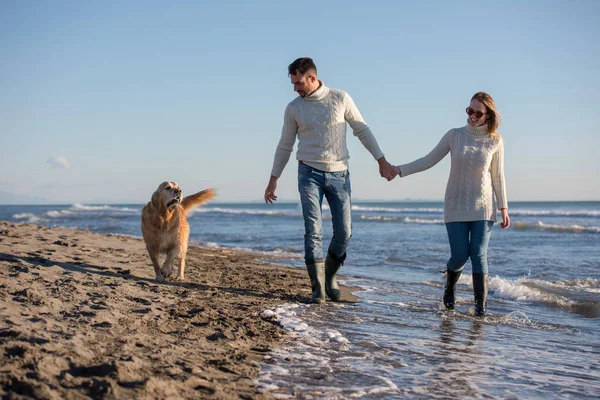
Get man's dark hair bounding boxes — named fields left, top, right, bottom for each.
left=288, top=57, right=317, bottom=76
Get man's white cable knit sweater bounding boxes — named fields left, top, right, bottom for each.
left=399, top=124, right=508, bottom=223
left=270, top=82, right=384, bottom=177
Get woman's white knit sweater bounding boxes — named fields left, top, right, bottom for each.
left=399, top=124, right=507, bottom=223
left=270, top=82, right=384, bottom=177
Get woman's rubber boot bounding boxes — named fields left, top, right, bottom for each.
left=443, top=269, right=462, bottom=310
left=306, top=262, right=326, bottom=304
left=325, top=251, right=345, bottom=301
left=473, top=273, right=489, bottom=317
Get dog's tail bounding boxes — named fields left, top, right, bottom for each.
left=181, top=188, right=216, bottom=215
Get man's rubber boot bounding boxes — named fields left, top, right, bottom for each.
left=443, top=269, right=462, bottom=310
left=473, top=273, right=489, bottom=317
left=306, top=262, right=326, bottom=304
left=325, top=251, right=345, bottom=301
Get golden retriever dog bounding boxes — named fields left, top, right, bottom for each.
left=141, top=181, right=216, bottom=281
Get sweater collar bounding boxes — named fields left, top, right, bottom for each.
left=303, top=80, right=329, bottom=101
left=465, top=121, right=489, bottom=135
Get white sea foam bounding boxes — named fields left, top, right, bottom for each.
left=256, top=368, right=398, bottom=400
left=260, top=303, right=351, bottom=345
left=454, top=274, right=579, bottom=307
left=359, top=215, right=444, bottom=224
left=193, top=241, right=301, bottom=259
left=72, top=203, right=112, bottom=211
left=12, top=213, right=40, bottom=223
left=191, top=207, right=301, bottom=217
left=12, top=205, right=138, bottom=224
left=70, top=204, right=140, bottom=213
left=257, top=303, right=354, bottom=396
left=489, top=276, right=563, bottom=303
left=46, top=210, right=74, bottom=218
left=404, top=217, right=444, bottom=224
left=326, top=330, right=350, bottom=344
left=364, top=300, right=410, bottom=308
left=350, top=283, right=379, bottom=293
left=513, top=221, right=600, bottom=234
left=360, top=215, right=397, bottom=221
left=543, top=278, right=599, bottom=290
left=353, top=206, right=443, bottom=213
left=113, top=206, right=140, bottom=213
left=511, top=209, right=600, bottom=218
left=260, top=304, right=314, bottom=336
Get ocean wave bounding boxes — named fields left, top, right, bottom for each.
left=546, top=278, right=599, bottom=289
left=193, top=241, right=301, bottom=259
left=256, top=304, right=404, bottom=399
left=261, top=303, right=350, bottom=344
left=498, top=311, right=577, bottom=332
left=268, top=247, right=303, bottom=256
left=46, top=210, right=74, bottom=218
left=511, top=209, right=600, bottom=218
left=489, top=276, right=575, bottom=306
left=360, top=215, right=444, bottom=224
left=12, top=213, right=40, bottom=223
left=71, top=204, right=140, bottom=213
left=71, top=203, right=113, bottom=211
left=11, top=205, right=140, bottom=224
left=513, top=221, right=600, bottom=234
left=454, top=274, right=580, bottom=307
left=455, top=275, right=600, bottom=315
left=353, top=206, right=443, bottom=213
left=192, top=207, right=301, bottom=217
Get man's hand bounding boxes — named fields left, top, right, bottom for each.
left=500, top=208, right=510, bottom=229
left=378, top=157, right=399, bottom=181
left=264, top=176, right=278, bottom=204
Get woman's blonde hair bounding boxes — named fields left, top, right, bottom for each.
left=472, top=92, right=501, bottom=135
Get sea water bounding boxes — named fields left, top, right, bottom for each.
left=2, top=201, right=599, bottom=398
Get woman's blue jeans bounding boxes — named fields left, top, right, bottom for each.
left=445, top=221, right=494, bottom=274
left=298, top=162, right=352, bottom=265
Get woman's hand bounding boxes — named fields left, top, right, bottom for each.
left=500, top=208, right=510, bottom=229
left=377, top=157, right=398, bottom=181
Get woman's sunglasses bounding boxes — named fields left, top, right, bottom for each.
left=466, top=107, right=486, bottom=119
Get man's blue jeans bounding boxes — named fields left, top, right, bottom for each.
left=445, top=221, right=494, bottom=274
left=298, top=162, right=352, bottom=265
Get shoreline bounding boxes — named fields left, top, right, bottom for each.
left=0, top=221, right=357, bottom=399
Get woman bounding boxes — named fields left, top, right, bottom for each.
left=394, top=92, right=510, bottom=316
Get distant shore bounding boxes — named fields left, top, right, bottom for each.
left=0, top=221, right=356, bottom=399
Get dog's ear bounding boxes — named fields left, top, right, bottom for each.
left=151, top=182, right=169, bottom=208
left=151, top=189, right=161, bottom=208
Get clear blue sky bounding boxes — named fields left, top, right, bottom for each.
left=1, top=0, right=598, bottom=204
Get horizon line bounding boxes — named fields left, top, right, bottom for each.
left=1, top=199, right=599, bottom=206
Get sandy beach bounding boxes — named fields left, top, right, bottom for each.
left=0, top=221, right=355, bottom=399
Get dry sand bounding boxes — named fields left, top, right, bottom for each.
left=0, top=221, right=356, bottom=399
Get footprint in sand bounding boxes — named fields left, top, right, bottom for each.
left=90, top=302, right=110, bottom=310
left=67, top=362, right=116, bottom=378
left=5, top=345, right=27, bottom=358
left=126, top=296, right=152, bottom=306
left=91, top=321, right=113, bottom=328
left=132, top=308, right=152, bottom=314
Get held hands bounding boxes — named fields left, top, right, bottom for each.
left=378, top=157, right=400, bottom=181
left=499, top=208, right=510, bottom=229
left=264, top=176, right=278, bottom=204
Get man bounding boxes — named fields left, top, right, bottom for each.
left=264, top=57, right=396, bottom=304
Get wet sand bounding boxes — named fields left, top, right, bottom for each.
left=0, top=221, right=356, bottom=399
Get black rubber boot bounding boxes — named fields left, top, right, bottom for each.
left=473, top=273, right=489, bottom=317
left=306, top=262, right=326, bottom=304
left=325, top=251, right=345, bottom=301
left=443, top=269, right=462, bottom=310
